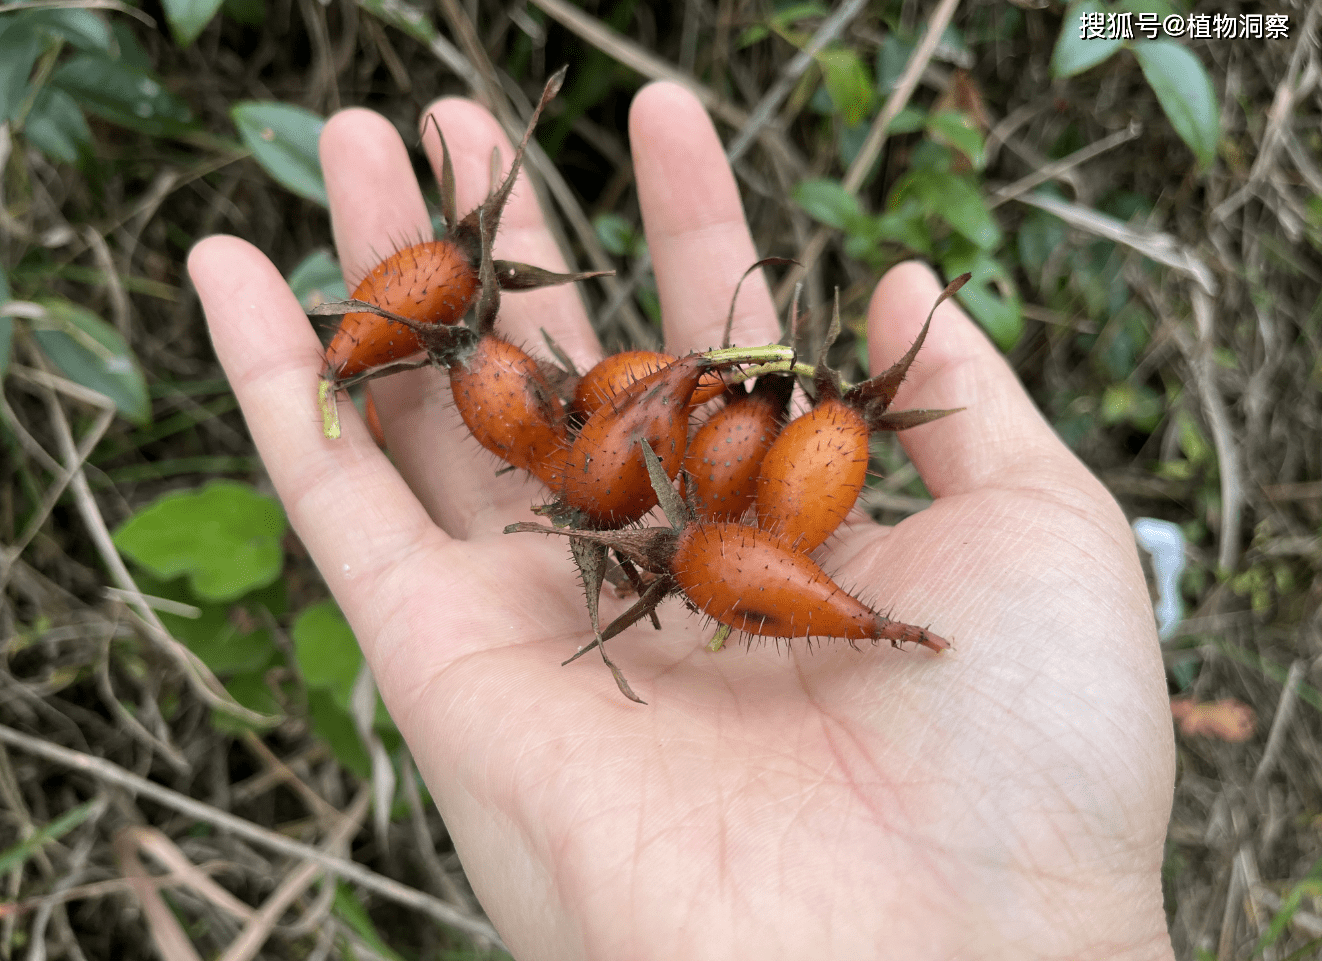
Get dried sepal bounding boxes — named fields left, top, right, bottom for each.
left=844, top=271, right=970, bottom=414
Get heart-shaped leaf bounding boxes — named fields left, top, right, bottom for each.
left=113, top=481, right=287, bottom=602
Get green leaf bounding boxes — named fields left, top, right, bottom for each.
left=213, top=672, right=283, bottom=733
left=332, top=884, right=407, bottom=961
left=113, top=481, right=287, bottom=602
left=1100, top=382, right=1163, bottom=431
left=51, top=52, right=196, bottom=137
left=108, top=19, right=151, bottom=71
left=30, top=298, right=150, bottom=424
left=770, top=3, right=830, bottom=29
left=935, top=175, right=1000, bottom=249
left=1051, top=0, right=1123, bottom=78
left=875, top=32, right=913, bottom=94
left=179, top=613, right=277, bottom=674
left=816, top=47, right=873, bottom=127
left=134, top=574, right=285, bottom=675
left=894, top=171, right=1000, bottom=250
left=292, top=600, right=362, bottom=711
left=221, top=0, right=265, bottom=26
left=161, top=0, right=225, bottom=46
left=885, top=106, right=926, bottom=135
left=26, top=8, right=113, bottom=51
left=1017, top=207, right=1068, bottom=281
left=356, top=0, right=437, bottom=45
left=1175, top=410, right=1210, bottom=466
left=0, top=800, right=99, bottom=874
left=870, top=201, right=933, bottom=256
left=940, top=245, right=1024, bottom=351
left=287, top=249, right=347, bottom=309
left=25, top=86, right=93, bottom=164
left=1132, top=40, right=1219, bottom=169
left=307, top=689, right=370, bottom=777
left=232, top=101, right=328, bottom=207
left=592, top=213, right=640, bottom=258
left=0, top=16, right=43, bottom=122
left=736, top=24, right=769, bottom=48
left=926, top=110, right=986, bottom=170
left=792, top=178, right=861, bottom=230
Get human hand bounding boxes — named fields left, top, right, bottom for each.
left=189, top=81, right=1175, bottom=960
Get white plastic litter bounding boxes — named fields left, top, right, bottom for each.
left=1132, top=517, right=1187, bottom=640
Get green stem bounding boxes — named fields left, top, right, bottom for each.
left=701, top=344, right=796, bottom=367
left=725, top=360, right=816, bottom=385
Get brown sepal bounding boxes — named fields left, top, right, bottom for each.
left=844, top=271, right=970, bottom=413
left=494, top=261, right=613, bottom=292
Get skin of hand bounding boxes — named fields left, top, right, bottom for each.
left=188, top=82, right=1176, bottom=961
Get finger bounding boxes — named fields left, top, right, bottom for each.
left=369, top=97, right=601, bottom=538
left=420, top=97, right=602, bottom=374
left=188, top=235, right=442, bottom=642
left=631, top=82, right=781, bottom=355
left=322, top=109, right=432, bottom=288
left=320, top=108, right=486, bottom=536
left=869, top=262, right=1104, bottom=500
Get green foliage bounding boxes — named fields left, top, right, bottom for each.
left=593, top=213, right=646, bottom=259
left=356, top=0, right=441, bottom=48
left=287, top=250, right=348, bottom=309
left=30, top=298, right=151, bottom=423
left=926, top=110, right=986, bottom=171
left=1050, top=0, right=1220, bottom=169
left=231, top=101, right=329, bottom=207
left=794, top=95, right=1020, bottom=349
left=113, top=481, right=286, bottom=601
left=293, top=600, right=363, bottom=711
left=941, top=243, right=1024, bottom=351
left=0, top=800, right=100, bottom=874
left=161, top=0, right=226, bottom=47
left=1100, top=382, right=1163, bottom=432
left=791, top=179, right=861, bottom=232
left=737, top=3, right=830, bottom=48
left=117, top=492, right=390, bottom=770
left=892, top=169, right=1001, bottom=250
left=333, top=884, right=408, bottom=961
left=1051, top=0, right=1123, bottom=77
left=1132, top=41, right=1218, bottom=169
left=293, top=600, right=397, bottom=776
left=816, top=47, right=873, bottom=127
left=24, top=86, right=93, bottom=163
left=52, top=49, right=196, bottom=138
left=3, top=6, right=195, bottom=169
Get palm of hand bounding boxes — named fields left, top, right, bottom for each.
left=191, top=84, right=1175, bottom=960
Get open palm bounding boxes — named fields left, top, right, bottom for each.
left=189, top=82, right=1175, bottom=960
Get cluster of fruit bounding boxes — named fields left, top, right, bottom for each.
left=314, top=69, right=965, bottom=702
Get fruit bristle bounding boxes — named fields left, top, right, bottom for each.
left=448, top=334, right=568, bottom=487
left=683, top=374, right=792, bottom=522
left=672, top=522, right=894, bottom=642
left=754, top=397, right=870, bottom=554
left=323, top=240, right=481, bottom=378
left=558, top=355, right=710, bottom=528
left=316, top=103, right=965, bottom=701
